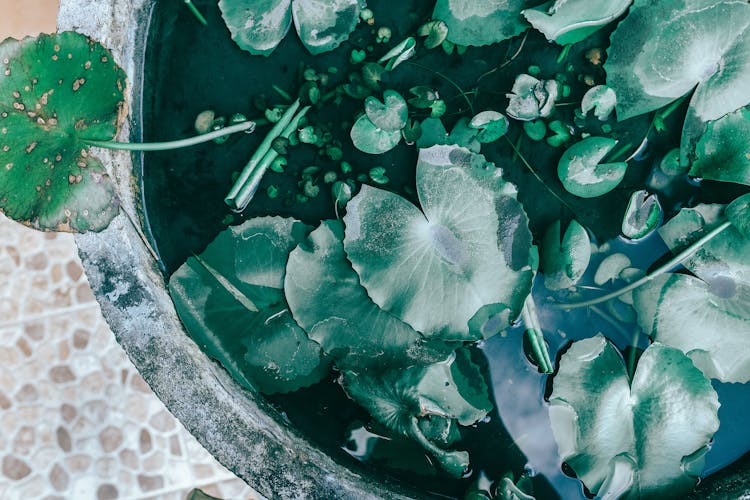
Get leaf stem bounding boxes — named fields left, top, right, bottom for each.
left=226, top=102, right=311, bottom=211
left=183, top=0, right=208, bottom=26
left=555, top=220, right=732, bottom=309
left=81, top=120, right=256, bottom=151
left=404, top=61, right=475, bottom=115
left=521, top=296, right=554, bottom=374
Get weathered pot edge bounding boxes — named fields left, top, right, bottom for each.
left=60, top=1, right=419, bottom=498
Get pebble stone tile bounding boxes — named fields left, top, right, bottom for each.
left=0, top=215, right=261, bottom=500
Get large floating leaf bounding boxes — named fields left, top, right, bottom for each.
left=285, top=220, right=447, bottom=371
left=522, top=0, right=632, bottom=45
left=549, top=335, right=719, bottom=498
left=605, top=0, right=750, bottom=161
left=691, top=106, right=750, bottom=185
left=219, top=0, right=361, bottom=56
left=0, top=32, right=124, bottom=232
left=432, top=0, right=528, bottom=47
left=634, top=204, right=750, bottom=382
left=169, top=217, right=329, bottom=394
left=341, top=348, right=492, bottom=477
left=343, top=145, right=534, bottom=339
left=557, top=137, right=627, bottom=198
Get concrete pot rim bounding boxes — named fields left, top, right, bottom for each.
left=58, top=1, right=417, bottom=498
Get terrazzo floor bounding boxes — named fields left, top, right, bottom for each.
left=0, top=2, right=261, bottom=499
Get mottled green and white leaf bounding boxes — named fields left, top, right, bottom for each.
left=350, top=114, right=402, bottom=154
left=691, top=106, right=750, bottom=186
left=622, top=190, right=662, bottom=240
left=292, top=0, right=361, bottom=55
left=557, top=137, right=627, bottom=198
left=432, top=0, right=528, bottom=47
left=219, top=0, right=293, bottom=56
left=364, top=90, right=407, bottom=132
left=581, top=85, right=617, bottom=121
left=523, top=0, right=632, bottom=45
left=541, top=219, right=590, bottom=290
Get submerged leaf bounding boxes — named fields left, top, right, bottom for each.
left=549, top=335, right=719, bottom=498
left=0, top=32, right=124, bottom=232
left=522, top=0, right=632, bottom=45
left=169, top=217, right=329, bottom=394
left=557, top=137, right=627, bottom=198
left=432, top=0, right=528, bottom=47
left=541, top=219, right=590, bottom=291
left=691, top=106, right=750, bottom=186
left=343, top=145, right=533, bottom=339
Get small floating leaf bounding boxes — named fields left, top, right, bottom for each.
left=343, top=145, right=533, bottom=339
left=549, top=335, right=719, bottom=498
left=523, top=120, right=547, bottom=141
left=365, top=90, right=408, bottom=132
left=557, top=137, right=627, bottom=198
left=594, top=253, right=631, bottom=286
left=622, top=190, right=662, bottom=240
left=218, top=0, right=293, bottom=56
left=581, top=85, right=617, bottom=121
left=522, top=0, right=632, bottom=45
left=0, top=32, right=124, bottom=232
left=541, top=219, right=591, bottom=291
left=169, top=217, right=329, bottom=394
left=418, top=20, right=449, bottom=49
left=292, top=0, right=361, bottom=54
left=469, top=111, right=509, bottom=143
left=432, top=0, right=528, bottom=47
left=691, top=106, right=750, bottom=186
left=350, top=114, right=402, bottom=154
left=506, top=74, right=560, bottom=122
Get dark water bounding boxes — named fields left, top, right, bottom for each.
left=138, top=1, right=750, bottom=498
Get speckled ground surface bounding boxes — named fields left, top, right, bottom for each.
left=0, top=2, right=261, bottom=498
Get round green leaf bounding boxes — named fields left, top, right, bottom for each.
left=549, top=335, right=719, bottom=498
left=522, top=0, right=632, bottom=45
left=691, top=106, right=750, bottom=185
left=622, top=190, right=662, bottom=240
left=292, top=0, right=361, bottom=55
left=635, top=273, right=750, bottom=383
left=593, top=252, right=631, bottom=286
left=285, top=220, right=440, bottom=370
left=350, top=114, right=402, bottom=154
left=557, top=137, right=627, bottom=198
left=364, top=90, right=408, bottom=132
left=581, top=85, right=617, bottom=121
left=343, top=145, right=533, bottom=339
left=168, top=217, right=329, bottom=394
left=432, top=0, right=528, bottom=47
left=219, top=0, right=293, bottom=56
left=0, top=32, right=124, bottom=232
left=468, top=110, right=509, bottom=143
left=605, top=1, right=750, bottom=122
left=541, top=219, right=591, bottom=291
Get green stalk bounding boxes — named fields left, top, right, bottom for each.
left=555, top=220, right=732, bottom=310
left=225, top=99, right=301, bottom=208
left=228, top=105, right=311, bottom=211
left=82, top=120, right=255, bottom=151
left=521, top=296, right=554, bottom=374
left=184, top=0, right=208, bottom=26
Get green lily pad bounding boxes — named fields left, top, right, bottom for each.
left=292, top=0, right=361, bottom=55
left=605, top=0, right=750, bottom=162
left=285, top=220, right=447, bottom=370
left=522, top=0, right=632, bottom=45
left=343, top=144, right=533, bottom=339
left=169, top=217, right=330, bottom=394
left=593, top=252, right=631, bottom=286
left=341, top=348, right=491, bottom=477
left=365, top=90, right=408, bottom=132
left=581, top=85, right=617, bottom=121
left=635, top=204, right=750, bottom=383
left=432, top=0, right=528, bottom=47
left=469, top=110, right=509, bottom=143
left=523, top=120, right=547, bottom=141
left=691, top=106, right=750, bottom=185
left=418, top=20, right=450, bottom=49
left=727, top=192, right=750, bottom=239
left=549, top=335, right=719, bottom=498
left=220, top=0, right=361, bottom=56
left=622, top=190, right=662, bottom=240
left=557, top=137, right=628, bottom=198
left=541, top=219, right=590, bottom=291
left=416, top=117, right=449, bottom=149
left=219, top=0, right=293, bottom=56
left=0, top=32, right=124, bottom=232
left=350, top=113, right=402, bottom=154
